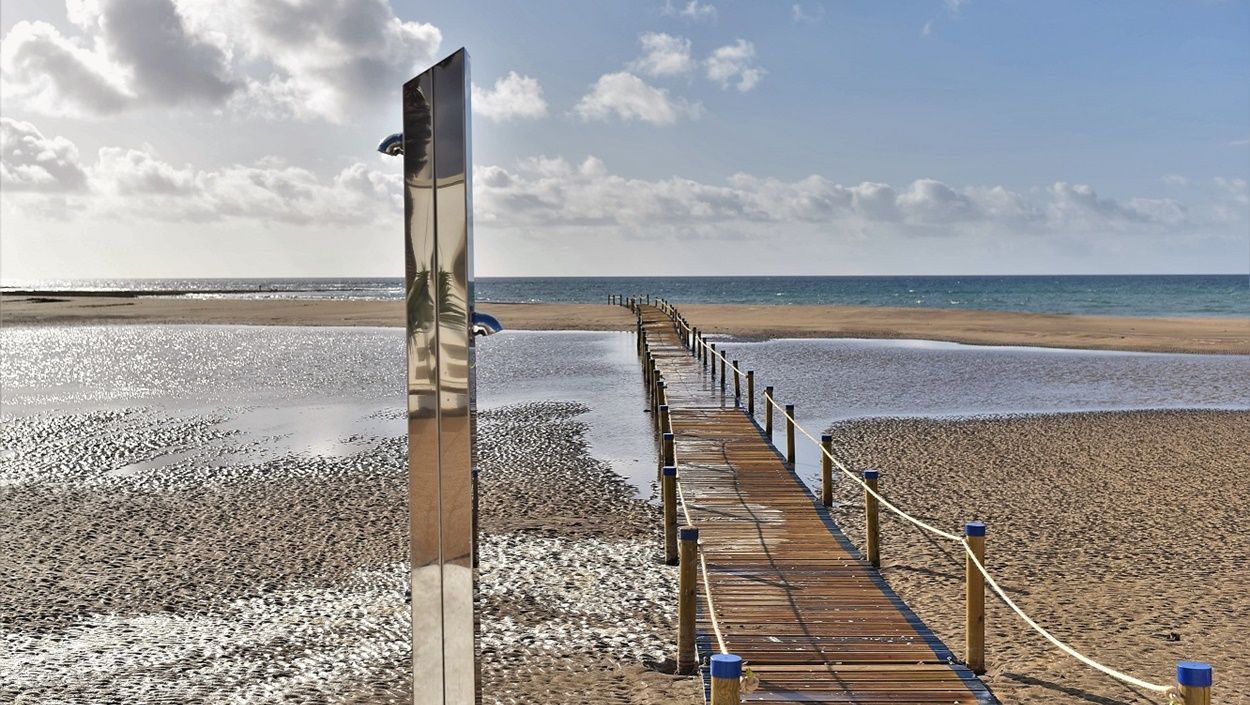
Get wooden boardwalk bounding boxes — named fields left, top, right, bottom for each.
left=639, top=305, right=998, bottom=705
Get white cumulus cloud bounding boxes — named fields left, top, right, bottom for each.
left=706, top=40, right=764, bottom=92
left=472, top=72, right=548, bottom=122
left=1, top=0, right=441, bottom=122
left=629, top=32, right=695, bottom=77
left=574, top=72, right=702, bottom=125
left=0, top=117, right=90, bottom=192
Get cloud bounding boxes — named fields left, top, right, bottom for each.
left=99, top=0, right=237, bottom=105
left=1231, top=138, right=1250, bottom=147
left=472, top=72, right=548, bottom=121
left=574, top=72, right=702, bottom=125
left=663, top=0, right=717, bottom=22
left=630, top=32, right=695, bottom=77
left=6, top=120, right=1242, bottom=245
left=705, top=40, right=765, bottom=92
left=1162, top=174, right=1190, bottom=187
left=473, top=155, right=1230, bottom=241
left=792, top=3, right=823, bottom=23
left=189, top=0, right=442, bottom=121
left=1, top=0, right=441, bottom=122
left=945, top=0, right=969, bottom=15
left=0, top=117, right=90, bottom=193
left=0, top=21, right=133, bottom=115
left=0, top=119, right=400, bottom=224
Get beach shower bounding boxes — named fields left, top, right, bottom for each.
left=390, top=48, right=479, bottom=704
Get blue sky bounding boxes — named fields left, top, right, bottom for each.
left=1, top=0, right=1247, bottom=278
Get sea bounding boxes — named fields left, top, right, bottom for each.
left=3, top=274, right=1248, bottom=318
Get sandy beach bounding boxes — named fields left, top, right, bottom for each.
left=3, top=293, right=1246, bottom=354
left=0, top=325, right=700, bottom=705
left=824, top=410, right=1250, bottom=704
left=2, top=311, right=1246, bottom=704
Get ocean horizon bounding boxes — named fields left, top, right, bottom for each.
left=4, top=274, right=1248, bottom=318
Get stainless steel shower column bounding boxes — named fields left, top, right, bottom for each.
left=404, top=48, right=477, bottom=705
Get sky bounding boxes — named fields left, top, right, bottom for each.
left=1, top=0, right=1248, bottom=279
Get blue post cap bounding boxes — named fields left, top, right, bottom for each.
left=785, top=404, right=795, bottom=411
left=662, top=465, right=677, bottom=477
left=663, top=432, right=674, bottom=441
left=965, top=521, right=986, bottom=537
left=679, top=526, right=699, bottom=541
left=863, top=469, right=880, bottom=480
left=710, top=653, right=742, bottom=679
left=658, top=404, right=669, bottom=411
left=1177, top=661, right=1212, bottom=687
left=821, top=434, right=832, bottom=443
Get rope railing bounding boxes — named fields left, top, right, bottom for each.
left=627, top=296, right=1205, bottom=703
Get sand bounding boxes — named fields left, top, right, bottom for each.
left=823, top=409, right=1250, bottom=704
left=4, top=294, right=1246, bottom=354
left=1, top=396, right=699, bottom=703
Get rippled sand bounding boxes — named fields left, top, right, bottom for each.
left=1, top=326, right=697, bottom=705
left=824, top=410, right=1250, bottom=704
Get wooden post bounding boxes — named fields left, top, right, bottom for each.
left=747, top=371, right=755, bottom=416
left=662, top=431, right=675, bottom=469
left=677, top=526, right=699, bottom=675
left=662, top=466, right=678, bottom=565
left=658, top=404, right=671, bottom=438
left=764, top=386, right=774, bottom=436
left=785, top=404, right=796, bottom=465
left=1177, top=662, right=1213, bottom=705
left=710, top=343, right=717, bottom=378
left=733, top=361, right=741, bottom=400
left=863, top=469, right=880, bottom=567
left=820, top=434, right=833, bottom=507
left=719, top=354, right=726, bottom=389
left=710, top=654, right=742, bottom=705
left=965, top=521, right=986, bottom=675
left=657, top=380, right=667, bottom=409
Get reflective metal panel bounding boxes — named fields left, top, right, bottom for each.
left=404, top=48, right=476, bottom=705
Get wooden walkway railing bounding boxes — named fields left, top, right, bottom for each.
left=634, top=302, right=1000, bottom=705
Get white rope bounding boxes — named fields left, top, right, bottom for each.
left=962, top=541, right=1171, bottom=693
left=675, top=478, right=729, bottom=654
left=649, top=301, right=1180, bottom=697
left=771, top=399, right=963, bottom=542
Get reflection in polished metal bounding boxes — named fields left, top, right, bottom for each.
left=472, top=311, right=502, bottom=337
left=377, top=132, right=405, bottom=156
left=404, top=48, right=477, bottom=704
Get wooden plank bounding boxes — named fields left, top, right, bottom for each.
left=637, top=306, right=999, bottom=705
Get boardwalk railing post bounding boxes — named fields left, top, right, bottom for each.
left=733, top=361, right=741, bottom=401
left=764, top=386, right=774, bottom=436
left=864, top=469, right=880, bottom=567
left=965, top=521, right=986, bottom=675
left=820, top=434, right=833, bottom=507
left=662, top=466, right=678, bottom=565
left=719, top=354, right=727, bottom=390
left=710, top=343, right=717, bottom=378
left=662, top=431, right=675, bottom=472
left=658, top=404, right=671, bottom=440
left=710, top=654, right=742, bottom=705
left=785, top=404, right=796, bottom=465
left=656, top=381, right=667, bottom=429
left=1177, top=662, right=1213, bottom=705
left=677, top=526, right=699, bottom=675
left=747, top=371, right=755, bottom=417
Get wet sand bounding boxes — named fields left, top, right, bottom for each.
left=3, top=294, right=1246, bottom=354
left=824, top=409, right=1250, bottom=705
left=2, top=396, right=698, bottom=703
